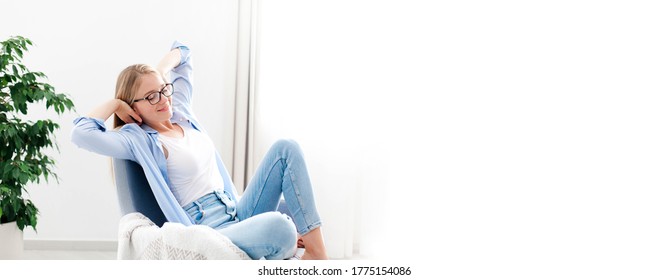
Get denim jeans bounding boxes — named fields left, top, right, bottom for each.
left=182, top=139, right=322, bottom=260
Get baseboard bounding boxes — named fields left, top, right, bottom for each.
left=24, top=239, right=117, bottom=251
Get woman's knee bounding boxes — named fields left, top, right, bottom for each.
left=272, top=139, right=302, bottom=155
left=265, top=212, right=297, bottom=241
left=262, top=212, right=298, bottom=259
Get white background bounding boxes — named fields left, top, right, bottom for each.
left=252, top=0, right=668, bottom=276
left=1, top=0, right=668, bottom=278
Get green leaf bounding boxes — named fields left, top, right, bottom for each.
left=12, top=199, right=20, bottom=213
left=18, top=173, right=28, bottom=184
left=30, top=214, right=37, bottom=228
left=11, top=167, right=19, bottom=179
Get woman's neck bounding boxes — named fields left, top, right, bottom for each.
left=151, top=121, right=183, bottom=137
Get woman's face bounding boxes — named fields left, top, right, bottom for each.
left=132, top=73, right=172, bottom=125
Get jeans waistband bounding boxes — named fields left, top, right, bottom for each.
left=182, top=189, right=235, bottom=212
left=182, top=189, right=238, bottom=226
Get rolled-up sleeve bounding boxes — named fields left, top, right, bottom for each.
left=71, top=116, right=135, bottom=160
left=169, top=41, right=194, bottom=117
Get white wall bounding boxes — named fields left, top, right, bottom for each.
left=254, top=0, right=429, bottom=260
left=253, top=0, right=668, bottom=275
left=1, top=0, right=240, bottom=241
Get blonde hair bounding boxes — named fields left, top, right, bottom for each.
left=113, top=64, right=167, bottom=128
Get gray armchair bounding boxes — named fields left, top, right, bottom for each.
left=112, top=158, right=168, bottom=226
left=112, top=158, right=298, bottom=259
left=111, top=158, right=294, bottom=226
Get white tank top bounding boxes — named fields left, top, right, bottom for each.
left=158, top=124, right=225, bottom=206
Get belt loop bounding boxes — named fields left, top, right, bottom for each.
left=195, top=200, right=205, bottom=219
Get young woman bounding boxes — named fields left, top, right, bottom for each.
left=71, top=41, right=327, bottom=260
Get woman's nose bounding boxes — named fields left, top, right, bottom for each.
left=158, top=93, right=170, bottom=105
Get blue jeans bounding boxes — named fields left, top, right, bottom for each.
left=182, top=139, right=322, bottom=260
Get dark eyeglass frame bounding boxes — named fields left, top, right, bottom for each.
left=131, top=83, right=174, bottom=105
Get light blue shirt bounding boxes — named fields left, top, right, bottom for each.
left=71, top=41, right=239, bottom=226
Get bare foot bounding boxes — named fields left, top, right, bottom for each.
left=298, top=227, right=328, bottom=260
left=301, top=250, right=328, bottom=260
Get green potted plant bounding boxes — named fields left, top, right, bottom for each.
left=0, top=36, right=75, bottom=259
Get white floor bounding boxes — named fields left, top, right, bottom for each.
left=20, top=248, right=315, bottom=260
left=22, top=249, right=117, bottom=260
left=19, top=249, right=367, bottom=260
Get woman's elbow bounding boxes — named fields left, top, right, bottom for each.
left=70, top=125, right=89, bottom=150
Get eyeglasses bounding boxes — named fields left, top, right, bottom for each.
left=132, top=83, right=174, bottom=105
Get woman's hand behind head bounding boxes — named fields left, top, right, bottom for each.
left=115, top=99, right=142, bottom=125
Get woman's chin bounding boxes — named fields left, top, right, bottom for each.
left=157, top=109, right=173, bottom=118
left=145, top=111, right=173, bottom=125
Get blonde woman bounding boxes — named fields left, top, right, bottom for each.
left=71, top=42, right=327, bottom=260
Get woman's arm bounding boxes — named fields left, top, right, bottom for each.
left=156, top=48, right=182, bottom=79
left=71, top=99, right=142, bottom=160
left=87, top=99, right=142, bottom=125
left=166, top=42, right=196, bottom=120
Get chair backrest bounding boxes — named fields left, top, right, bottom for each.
left=112, top=158, right=168, bottom=227
left=112, top=158, right=295, bottom=228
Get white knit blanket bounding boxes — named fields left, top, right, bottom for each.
left=117, top=212, right=250, bottom=260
